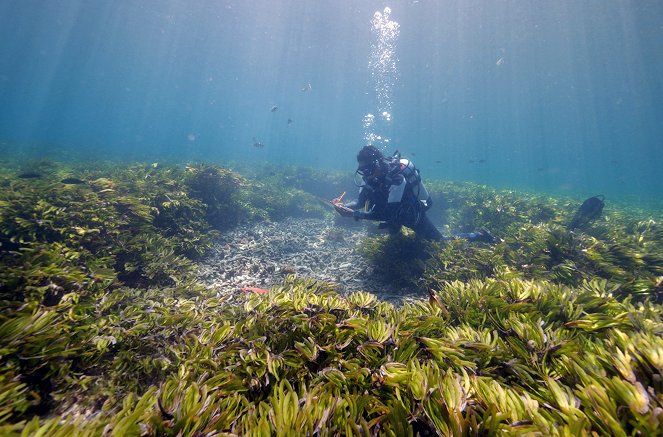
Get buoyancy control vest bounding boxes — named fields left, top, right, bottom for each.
left=380, top=151, right=432, bottom=228
left=387, top=151, right=432, bottom=211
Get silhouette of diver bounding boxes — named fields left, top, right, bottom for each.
left=333, top=145, right=494, bottom=243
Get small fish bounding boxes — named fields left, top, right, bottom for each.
left=287, top=118, right=293, bottom=125
left=496, top=57, right=505, bottom=66
left=301, top=83, right=312, bottom=92
left=252, top=137, right=265, bottom=148
left=17, top=172, right=41, bottom=179
left=270, top=105, right=278, bottom=112
left=468, top=160, right=475, bottom=164
left=478, top=159, right=486, bottom=163
left=61, top=177, right=85, bottom=185
left=410, top=152, right=416, bottom=157
left=435, top=160, right=442, bottom=164
left=536, top=167, right=544, bottom=172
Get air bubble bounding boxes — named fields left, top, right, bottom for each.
left=364, top=7, right=399, bottom=149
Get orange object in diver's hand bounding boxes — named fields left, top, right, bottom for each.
left=331, top=191, right=346, bottom=205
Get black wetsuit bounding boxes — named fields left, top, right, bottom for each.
left=346, top=163, right=444, bottom=240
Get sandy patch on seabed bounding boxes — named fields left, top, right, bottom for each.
left=197, top=217, right=422, bottom=303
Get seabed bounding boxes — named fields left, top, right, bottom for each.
left=0, top=160, right=662, bottom=435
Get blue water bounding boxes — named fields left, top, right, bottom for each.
left=1, top=1, right=662, bottom=202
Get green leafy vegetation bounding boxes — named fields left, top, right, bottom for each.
left=0, top=160, right=661, bottom=435
left=360, top=181, right=663, bottom=301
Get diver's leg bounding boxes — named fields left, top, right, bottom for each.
left=413, top=214, right=445, bottom=241
left=378, top=222, right=402, bottom=235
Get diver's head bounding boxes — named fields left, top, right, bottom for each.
left=356, top=145, right=386, bottom=182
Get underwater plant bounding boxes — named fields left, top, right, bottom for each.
left=355, top=180, right=663, bottom=302
left=358, top=229, right=432, bottom=289
left=2, top=275, right=661, bottom=435
left=0, top=160, right=661, bottom=435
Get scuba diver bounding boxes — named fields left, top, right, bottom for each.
left=333, top=145, right=494, bottom=243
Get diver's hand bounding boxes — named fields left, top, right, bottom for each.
left=333, top=203, right=354, bottom=217
left=352, top=210, right=363, bottom=221
left=331, top=192, right=353, bottom=217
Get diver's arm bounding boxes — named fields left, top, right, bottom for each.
left=344, top=187, right=368, bottom=211
left=352, top=206, right=379, bottom=221
left=344, top=199, right=359, bottom=209
left=353, top=179, right=405, bottom=222
left=349, top=190, right=382, bottom=221
left=382, top=177, right=407, bottom=222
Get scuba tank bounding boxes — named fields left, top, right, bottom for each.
left=388, top=151, right=432, bottom=211
left=382, top=150, right=434, bottom=228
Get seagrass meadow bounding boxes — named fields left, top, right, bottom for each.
left=1, top=160, right=662, bottom=436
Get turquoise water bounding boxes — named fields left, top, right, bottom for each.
left=1, top=1, right=662, bottom=203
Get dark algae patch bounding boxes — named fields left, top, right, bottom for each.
left=16, top=171, right=41, bottom=179
left=0, top=160, right=662, bottom=435
left=60, top=177, right=86, bottom=185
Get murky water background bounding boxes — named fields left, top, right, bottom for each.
left=1, top=1, right=662, bottom=203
